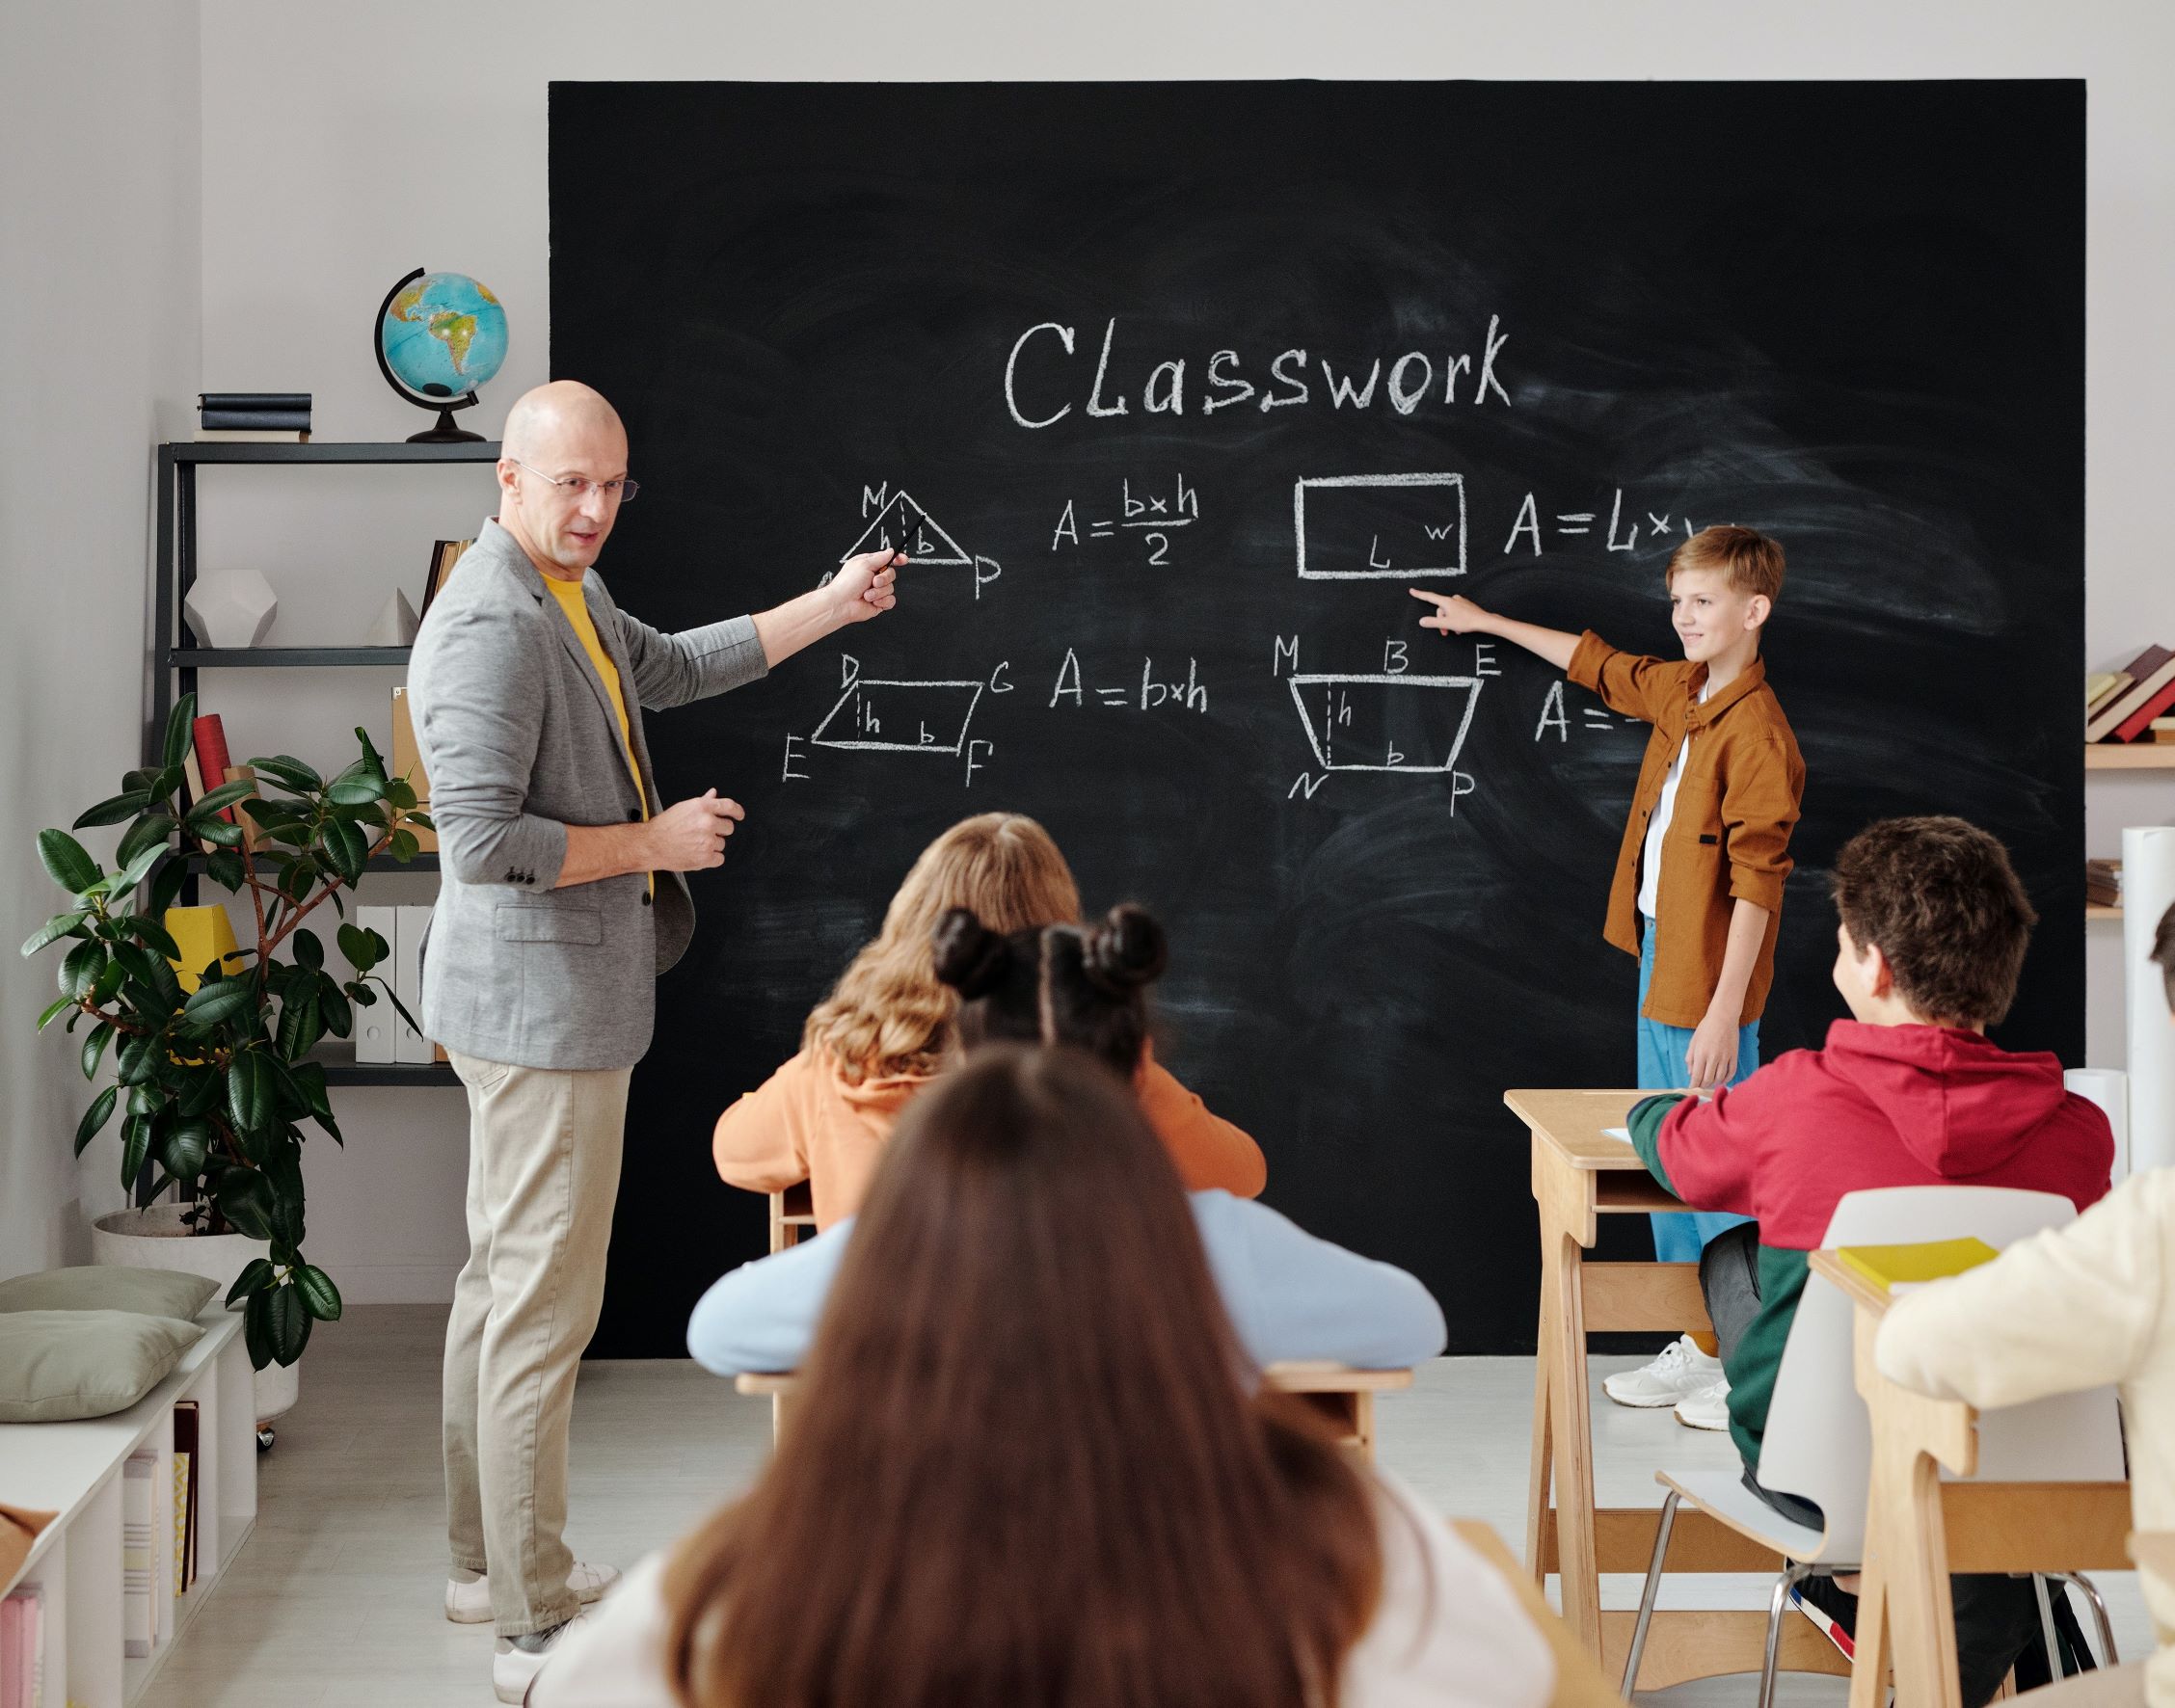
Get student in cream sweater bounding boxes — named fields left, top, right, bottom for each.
left=1875, top=900, right=2175, bottom=1706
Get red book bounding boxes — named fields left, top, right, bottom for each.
left=2114, top=675, right=2175, bottom=742
left=191, top=714, right=235, bottom=821
left=2088, top=645, right=2175, bottom=742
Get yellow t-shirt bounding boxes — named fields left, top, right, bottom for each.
left=542, top=575, right=651, bottom=887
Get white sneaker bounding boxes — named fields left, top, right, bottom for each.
left=493, top=1613, right=588, bottom=1703
left=448, top=1561, right=620, bottom=1624
left=1673, top=1376, right=1732, bottom=1431
left=1600, top=1335, right=1722, bottom=1408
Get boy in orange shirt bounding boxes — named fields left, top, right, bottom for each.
left=1414, top=524, right=1804, bottom=1423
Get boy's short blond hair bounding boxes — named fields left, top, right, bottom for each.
left=1667, top=524, right=1786, bottom=601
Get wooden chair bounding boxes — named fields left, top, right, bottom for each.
left=1454, top=1521, right=1632, bottom=1707
left=767, top=1182, right=816, bottom=1254
left=736, top=1361, right=1413, bottom=1460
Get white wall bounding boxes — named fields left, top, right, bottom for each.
left=52, top=0, right=2158, bottom=1297
left=0, top=1, right=201, bottom=1278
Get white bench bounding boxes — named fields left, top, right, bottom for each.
left=0, top=1306, right=257, bottom=1708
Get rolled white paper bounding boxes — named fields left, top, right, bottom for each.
left=2120, top=825, right=2175, bottom=1174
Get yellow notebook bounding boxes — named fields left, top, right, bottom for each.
left=1836, top=1237, right=1999, bottom=1294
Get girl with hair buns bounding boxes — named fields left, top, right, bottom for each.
left=685, top=902, right=1443, bottom=1379
left=711, top=812, right=1264, bottom=1228
left=533, top=1048, right=1539, bottom=1708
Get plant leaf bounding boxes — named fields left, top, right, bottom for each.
left=276, top=985, right=323, bottom=1059
left=77, top=1021, right=116, bottom=1083
left=21, top=910, right=90, bottom=957
left=182, top=979, right=256, bottom=1028
left=281, top=857, right=317, bottom=901
left=114, top=814, right=178, bottom=870
left=389, top=829, right=419, bottom=863
left=216, top=1167, right=275, bottom=1241
left=59, top=941, right=104, bottom=1000
left=247, top=754, right=323, bottom=792
left=112, top=841, right=170, bottom=896
left=162, top=692, right=198, bottom=769
left=354, top=725, right=387, bottom=775
left=228, top=1052, right=275, bottom=1134
left=149, top=855, right=191, bottom=919
left=336, top=922, right=377, bottom=971
left=265, top=1148, right=306, bottom=1249
left=74, top=789, right=154, bottom=830
left=318, top=980, right=353, bottom=1038
left=73, top=1085, right=118, bottom=1156
left=161, top=1117, right=212, bottom=1181
left=291, top=928, right=324, bottom=971
left=242, top=1289, right=273, bottom=1370
left=120, top=1113, right=154, bottom=1188
left=37, top=830, right=100, bottom=894
left=122, top=913, right=182, bottom=960
left=225, top=1257, right=276, bottom=1307
left=38, top=993, right=74, bottom=1030
left=90, top=957, right=126, bottom=1005
left=380, top=979, right=421, bottom=1035
left=386, top=779, right=417, bottom=812
left=326, top=778, right=381, bottom=807
left=189, top=814, right=245, bottom=849
left=116, top=1031, right=159, bottom=1085
left=176, top=1069, right=225, bottom=1118
left=319, top=818, right=365, bottom=886
left=293, top=1264, right=342, bottom=1321
left=188, top=779, right=259, bottom=817
left=262, top=1281, right=309, bottom=1365
left=203, top=849, right=247, bottom=891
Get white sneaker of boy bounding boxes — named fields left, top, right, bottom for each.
left=1600, top=1335, right=1723, bottom=1408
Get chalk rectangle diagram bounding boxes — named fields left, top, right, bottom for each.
left=1288, top=673, right=1482, bottom=772
left=1294, top=473, right=1466, bottom=579
left=811, top=677, right=985, bottom=755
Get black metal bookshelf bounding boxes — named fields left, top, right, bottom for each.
left=153, top=440, right=497, bottom=1092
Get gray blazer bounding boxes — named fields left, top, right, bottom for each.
left=406, top=520, right=767, bottom=1069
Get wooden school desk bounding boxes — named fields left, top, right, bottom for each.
left=1454, top=1520, right=1632, bottom=1707
left=736, top=1362, right=1413, bottom=1460
left=1807, top=1249, right=2133, bottom=1708
left=1510, top=1088, right=1848, bottom=1690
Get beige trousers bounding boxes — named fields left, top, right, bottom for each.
left=443, top=1050, right=631, bottom=1637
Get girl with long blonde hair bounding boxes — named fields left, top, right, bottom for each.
left=712, top=813, right=1264, bottom=1226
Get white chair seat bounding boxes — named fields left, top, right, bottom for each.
left=1659, top=1469, right=1827, bottom=1563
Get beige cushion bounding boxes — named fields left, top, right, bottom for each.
left=0, top=1266, right=220, bottom=1322
left=0, top=1310, right=203, bottom=1423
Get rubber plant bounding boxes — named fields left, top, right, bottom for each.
left=21, top=693, right=433, bottom=1369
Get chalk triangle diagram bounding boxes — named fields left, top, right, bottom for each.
left=840, top=488, right=973, bottom=567
left=1287, top=673, right=1483, bottom=773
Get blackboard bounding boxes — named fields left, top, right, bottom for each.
left=550, top=80, right=2084, bottom=1358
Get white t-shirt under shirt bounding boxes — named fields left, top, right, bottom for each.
left=1637, top=680, right=1711, bottom=921
left=529, top=1470, right=1556, bottom=1708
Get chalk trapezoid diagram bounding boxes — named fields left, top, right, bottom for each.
left=840, top=487, right=974, bottom=567
left=1294, top=472, right=1467, bottom=580
left=810, top=676, right=985, bottom=756
left=1287, top=673, right=1483, bottom=773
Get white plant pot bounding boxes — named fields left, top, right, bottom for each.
left=90, top=1204, right=301, bottom=1423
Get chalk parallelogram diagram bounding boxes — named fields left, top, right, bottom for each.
left=810, top=669, right=985, bottom=757
left=1288, top=673, right=1482, bottom=773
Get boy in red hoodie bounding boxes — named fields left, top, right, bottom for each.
left=1627, top=814, right=2113, bottom=1704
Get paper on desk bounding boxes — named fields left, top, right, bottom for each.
left=1600, top=1127, right=1632, bottom=1145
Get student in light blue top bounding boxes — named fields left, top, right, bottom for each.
left=686, top=902, right=1445, bottom=1378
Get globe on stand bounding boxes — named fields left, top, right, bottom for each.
left=374, top=268, right=509, bottom=443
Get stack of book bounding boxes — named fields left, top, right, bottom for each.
left=0, top=1587, right=44, bottom=1708
left=2088, top=647, right=2175, bottom=743
left=197, top=392, right=311, bottom=442
left=175, top=1400, right=201, bottom=1597
left=2087, top=858, right=2122, bottom=909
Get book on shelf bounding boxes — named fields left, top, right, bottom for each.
left=2112, top=674, right=2175, bottom=744
left=2086, top=671, right=2123, bottom=713
left=2088, top=645, right=2175, bottom=742
left=199, top=409, right=312, bottom=432
left=174, top=1399, right=201, bottom=1592
left=200, top=392, right=309, bottom=412
left=417, top=538, right=475, bottom=622
left=1, top=1585, right=45, bottom=1708
left=1835, top=1236, right=2000, bottom=1294
left=2087, top=857, right=2122, bottom=907
left=123, top=1451, right=156, bottom=1658
left=194, top=428, right=311, bottom=442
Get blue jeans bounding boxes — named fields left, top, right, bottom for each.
left=1637, top=925, right=1758, bottom=1262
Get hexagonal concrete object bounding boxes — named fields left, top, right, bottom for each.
left=183, top=571, right=278, bottom=649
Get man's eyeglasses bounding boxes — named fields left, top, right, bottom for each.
left=512, top=460, right=640, bottom=504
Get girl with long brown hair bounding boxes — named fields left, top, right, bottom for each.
left=710, top=812, right=1265, bottom=1227
left=687, top=902, right=1442, bottom=1379
left=534, top=1047, right=1552, bottom=1708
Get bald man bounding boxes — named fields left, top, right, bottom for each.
left=406, top=382, right=900, bottom=1699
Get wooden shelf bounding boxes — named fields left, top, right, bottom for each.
left=2087, top=904, right=2122, bottom=921
left=311, top=1054, right=460, bottom=1088
left=168, top=440, right=500, bottom=466
left=2085, top=744, right=2175, bottom=770
left=170, top=647, right=412, bottom=669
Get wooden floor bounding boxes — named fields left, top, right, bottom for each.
left=140, top=1306, right=2155, bottom=1706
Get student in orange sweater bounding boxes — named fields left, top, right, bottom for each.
left=712, top=812, right=1265, bottom=1226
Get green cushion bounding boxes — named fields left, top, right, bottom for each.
left=0, top=1310, right=203, bottom=1423
left=0, top=1267, right=220, bottom=1321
